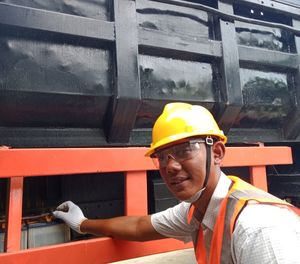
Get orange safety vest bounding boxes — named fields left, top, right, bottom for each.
left=188, top=176, right=300, bottom=264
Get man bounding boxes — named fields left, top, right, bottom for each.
left=54, top=102, right=300, bottom=263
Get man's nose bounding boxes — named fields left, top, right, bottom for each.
left=165, top=154, right=182, bottom=173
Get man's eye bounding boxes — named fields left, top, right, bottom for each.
left=158, top=153, right=167, bottom=162
left=175, top=147, right=191, bottom=157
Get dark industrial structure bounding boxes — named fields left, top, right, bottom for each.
left=0, top=0, right=299, bottom=251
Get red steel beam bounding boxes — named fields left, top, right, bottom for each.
left=4, top=177, right=24, bottom=252
left=0, top=148, right=154, bottom=177
left=0, top=146, right=293, bottom=178
left=0, top=237, right=192, bottom=264
left=222, top=146, right=292, bottom=167
left=0, top=145, right=293, bottom=263
left=125, top=171, right=148, bottom=215
left=250, top=166, right=268, bottom=191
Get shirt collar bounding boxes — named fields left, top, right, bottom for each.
left=201, top=172, right=232, bottom=231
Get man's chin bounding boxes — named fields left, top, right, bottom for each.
left=172, top=192, right=192, bottom=202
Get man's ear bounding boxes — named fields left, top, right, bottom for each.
left=212, top=141, right=225, bottom=165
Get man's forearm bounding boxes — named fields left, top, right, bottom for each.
left=80, top=215, right=165, bottom=241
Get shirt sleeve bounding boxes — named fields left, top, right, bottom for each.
left=150, top=202, right=197, bottom=243
left=232, top=205, right=300, bottom=264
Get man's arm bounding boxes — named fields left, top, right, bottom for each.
left=81, top=215, right=165, bottom=241
left=53, top=201, right=165, bottom=241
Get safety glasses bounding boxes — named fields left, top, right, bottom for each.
left=151, top=139, right=206, bottom=168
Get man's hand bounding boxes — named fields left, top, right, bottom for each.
left=53, top=201, right=87, bottom=234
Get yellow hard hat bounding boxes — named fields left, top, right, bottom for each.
left=145, top=102, right=227, bottom=157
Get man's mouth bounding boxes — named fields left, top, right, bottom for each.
left=170, top=176, right=189, bottom=186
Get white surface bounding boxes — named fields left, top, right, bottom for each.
left=111, top=248, right=196, bottom=264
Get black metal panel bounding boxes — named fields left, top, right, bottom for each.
left=0, top=0, right=111, bottom=21
left=22, top=173, right=124, bottom=218
left=137, top=0, right=210, bottom=40
left=234, top=1, right=293, bottom=24
left=283, top=19, right=300, bottom=139
left=0, top=179, right=7, bottom=217
left=238, top=46, right=299, bottom=69
left=235, top=68, right=294, bottom=129
left=107, top=0, right=141, bottom=143
left=234, top=0, right=300, bottom=18
left=0, top=0, right=299, bottom=147
left=136, top=55, right=217, bottom=129
left=0, top=3, right=115, bottom=41
left=61, top=173, right=125, bottom=231
left=140, top=56, right=215, bottom=100
left=0, top=127, right=110, bottom=148
left=137, top=0, right=221, bottom=59
left=61, top=173, right=124, bottom=203
left=236, top=23, right=293, bottom=53
left=23, top=176, right=62, bottom=215
left=217, top=1, right=243, bottom=133
left=0, top=25, right=112, bottom=134
left=277, top=0, right=300, bottom=8
left=147, top=171, right=179, bottom=214
left=139, top=28, right=222, bottom=59
left=0, top=29, right=111, bottom=96
left=135, top=0, right=220, bottom=135
left=233, top=4, right=295, bottom=55
left=227, top=128, right=283, bottom=143
left=0, top=91, right=109, bottom=128
left=268, top=175, right=300, bottom=198
left=79, top=200, right=124, bottom=220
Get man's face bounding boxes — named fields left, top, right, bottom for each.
left=155, top=139, right=208, bottom=201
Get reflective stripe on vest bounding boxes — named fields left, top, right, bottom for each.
left=189, top=176, right=300, bottom=264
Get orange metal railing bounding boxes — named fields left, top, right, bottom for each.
left=0, top=146, right=293, bottom=263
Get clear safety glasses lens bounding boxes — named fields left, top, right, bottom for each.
left=151, top=140, right=205, bottom=169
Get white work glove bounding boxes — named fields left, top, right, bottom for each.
left=53, top=201, right=87, bottom=234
